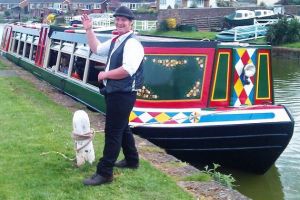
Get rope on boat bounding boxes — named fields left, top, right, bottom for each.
left=130, top=104, right=270, bottom=128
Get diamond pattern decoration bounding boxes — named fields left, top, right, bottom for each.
left=155, top=112, right=171, bottom=122
left=129, top=111, right=198, bottom=124
left=231, top=48, right=257, bottom=106
left=241, top=50, right=250, bottom=65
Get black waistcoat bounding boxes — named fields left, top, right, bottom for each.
left=102, top=34, right=144, bottom=94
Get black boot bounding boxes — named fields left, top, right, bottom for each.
left=115, top=159, right=139, bottom=169
left=83, top=173, right=113, bottom=186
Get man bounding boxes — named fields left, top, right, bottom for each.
left=81, top=6, right=144, bottom=186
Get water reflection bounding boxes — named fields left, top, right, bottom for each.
left=234, top=57, right=300, bottom=200
left=232, top=166, right=284, bottom=200
left=273, top=57, right=300, bottom=200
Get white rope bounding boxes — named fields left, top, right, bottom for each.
left=40, top=151, right=75, bottom=161
left=40, top=129, right=105, bottom=161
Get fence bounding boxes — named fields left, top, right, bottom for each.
left=134, top=20, right=157, bottom=31
left=65, top=16, right=157, bottom=31
left=217, top=19, right=279, bottom=42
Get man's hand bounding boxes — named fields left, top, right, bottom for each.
left=98, top=71, right=107, bottom=82
left=81, top=14, right=93, bottom=31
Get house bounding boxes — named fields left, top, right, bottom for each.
left=0, top=0, right=108, bottom=16
left=256, top=0, right=279, bottom=6
left=0, top=0, right=19, bottom=11
left=108, top=0, right=156, bottom=11
left=159, top=0, right=217, bottom=9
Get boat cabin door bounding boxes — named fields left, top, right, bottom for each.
left=230, top=48, right=257, bottom=107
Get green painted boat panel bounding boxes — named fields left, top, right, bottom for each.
left=141, top=55, right=206, bottom=100
left=257, top=54, right=270, bottom=99
left=212, top=53, right=230, bottom=100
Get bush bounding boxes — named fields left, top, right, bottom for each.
left=158, top=20, right=169, bottom=31
left=4, top=10, right=10, bottom=17
left=166, top=18, right=176, bottom=30
left=135, top=6, right=157, bottom=14
left=266, top=18, right=300, bottom=45
left=176, top=24, right=197, bottom=32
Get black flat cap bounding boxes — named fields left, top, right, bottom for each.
left=113, top=6, right=135, bottom=20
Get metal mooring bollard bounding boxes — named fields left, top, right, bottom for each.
left=72, top=110, right=95, bottom=166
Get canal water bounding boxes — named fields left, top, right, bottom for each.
left=0, top=24, right=299, bottom=199
left=233, top=57, right=300, bottom=200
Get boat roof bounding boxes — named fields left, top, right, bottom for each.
left=235, top=10, right=255, bottom=14
left=8, top=22, right=271, bottom=48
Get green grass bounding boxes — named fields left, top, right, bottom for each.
left=140, top=30, right=217, bottom=40
left=184, top=172, right=212, bottom=182
left=0, top=77, right=193, bottom=200
left=0, top=59, right=8, bottom=69
left=184, top=164, right=236, bottom=188
left=281, top=41, right=300, bottom=48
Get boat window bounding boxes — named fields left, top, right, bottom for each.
left=58, top=52, right=70, bottom=74
left=61, top=41, right=73, bottom=53
left=15, top=32, right=21, bottom=40
left=50, top=39, right=60, bottom=50
left=245, top=13, right=248, bottom=17
left=71, top=56, right=86, bottom=81
left=89, top=53, right=107, bottom=64
left=47, top=49, right=58, bottom=70
left=13, top=39, right=19, bottom=53
left=139, top=55, right=206, bottom=100
left=255, top=11, right=261, bottom=16
left=87, top=60, right=106, bottom=87
left=24, top=43, right=31, bottom=58
left=33, top=36, right=39, bottom=45
left=235, top=13, right=242, bottom=18
left=19, top=41, right=24, bottom=55
left=26, top=35, right=33, bottom=43
left=74, top=43, right=89, bottom=57
left=20, top=33, right=26, bottom=41
left=31, top=45, right=37, bottom=61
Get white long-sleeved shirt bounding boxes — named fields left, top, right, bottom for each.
left=96, top=31, right=144, bottom=85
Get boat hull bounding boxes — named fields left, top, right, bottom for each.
left=224, top=17, right=254, bottom=27
left=131, top=108, right=294, bottom=174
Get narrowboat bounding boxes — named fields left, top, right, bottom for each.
left=0, top=23, right=294, bottom=174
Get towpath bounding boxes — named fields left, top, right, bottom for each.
left=0, top=57, right=249, bottom=200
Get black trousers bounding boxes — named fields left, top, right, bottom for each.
left=97, top=92, right=139, bottom=177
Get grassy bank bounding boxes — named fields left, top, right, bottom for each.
left=0, top=67, right=193, bottom=199
left=141, top=30, right=300, bottom=48
left=0, top=59, right=8, bottom=69
left=140, top=30, right=217, bottom=40
left=281, top=42, right=300, bottom=48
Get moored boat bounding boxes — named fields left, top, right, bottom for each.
left=216, top=24, right=267, bottom=42
left=0, top=23, right=294, bottom=174
left=224, top=10, right=255, bottom=28
left=224, top=9, right=280, bottom=28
